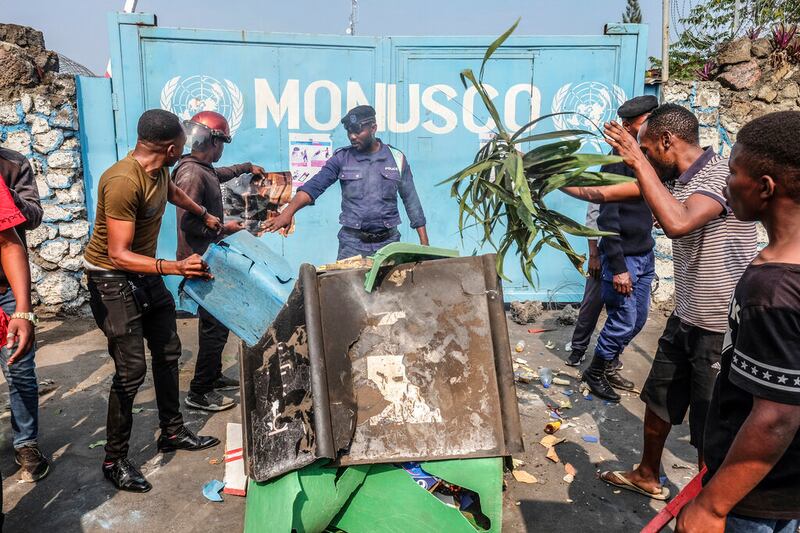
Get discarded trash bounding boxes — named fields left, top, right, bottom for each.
left=565, top=463, right=577, bottom=476
left=39, top=379, right=55, bottom=385
left=202, top=479, right=226, bottom=502
left=539, top=367, right=553, bottom=388
left=544, top=341, right=555, bottom=349
left=528, top=327, right=554, bottom=334
left=88, top=439, right=107, bottom=449
left=545, top=420, right=562, bottom=434
left=552, top=377, right=570, bottom=386
left=557, top=305, right=579, bottom=325
left=512, top=458, right=526, bottom=469
left=512, top=470, right=538, bottom=484
left=38, top=379, right=58, bottom=396
left=510, top=300, right=544, bottom=325
left=565, top=341, right=572, bottom=351
left=557, top=398, right=572, bottom=410
left=563, top=473, right=574, bottom=483
left=613, top=490, right=621, bottom=494
left=514, top=341, right=526, bottom=353
left=539, top=435, right=565, bottom=448
left=582, top=435, right=599, bottom=443
left=131, top=407, right=143, bottom=414
left=209, top=458, right=221, bottom=465
left=672, top=464, right=692, bottom=470
left=399, top=462, right=440, bottom=491
left=514, top=368, right=536, bottom=384
left=546, top=447, right=560, bottom=463
left=579, top=383, right=593, bottom=400
left=561, top=390, right=574, bottom=397
left=515, top=357, right=528, bottom=364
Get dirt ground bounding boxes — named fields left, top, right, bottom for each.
left=1, top=308, right=698, bottom=532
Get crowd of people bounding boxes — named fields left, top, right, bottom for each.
left=0, top=95, right=797, bottom=532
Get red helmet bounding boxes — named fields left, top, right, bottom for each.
left=188, top=111, right=231, bottom=143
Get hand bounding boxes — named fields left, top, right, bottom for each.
left=177, top=254, right=212, bottom=280
left=223, top=220, right=244, bottom=235
left=262, top=211, right=293, bottom=235
left=676, top=500, right=726, bottom=533
left=588, top=253, right=601, bottom=280
left=612, top=271, right=633, bottom=296
left=251, top=165, right=266, bottom=177
left=6, top=317, right=34, bottom=364
left=203, top=212, right=222, bottom=233
left=603, top=121, right=648, bottom=170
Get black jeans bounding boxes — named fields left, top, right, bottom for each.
left=88, top=273, right=184, bottom=460
left=570, top=274, right=604, bottom=353
left=190, top=307, right=229, bottom=395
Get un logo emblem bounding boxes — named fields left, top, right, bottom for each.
left=551, top=82, right=627, bottom=151
left=160, top=75, right=244, bottom=137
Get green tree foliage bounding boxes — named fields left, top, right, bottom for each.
left=663, top=0, right=800, bottom=79
left=623, top=0, right=643, bottom=24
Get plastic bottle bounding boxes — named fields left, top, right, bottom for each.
left=539, top=367, right=553, bottom=388
left=514, top=340, right=526, bottom=353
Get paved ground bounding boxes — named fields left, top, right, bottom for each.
left=1, top=308, right=697, bottom=532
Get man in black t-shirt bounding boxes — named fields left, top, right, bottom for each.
left=677, top=112, right=800, bottom=532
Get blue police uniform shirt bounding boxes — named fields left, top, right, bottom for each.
left=297, top=139, right=426, bottom=232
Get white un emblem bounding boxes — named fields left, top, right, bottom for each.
left=551, top=81, right=627, bottom=151
left=160, top=75, right=244, bottom=137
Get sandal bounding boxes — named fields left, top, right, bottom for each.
left=600, top=470, right=670, bottom=501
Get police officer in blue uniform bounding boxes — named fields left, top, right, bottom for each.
left=263, top=105, right=428, bottom=259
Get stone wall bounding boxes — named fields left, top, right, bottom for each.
left=0, top=24, right=88, bottom=316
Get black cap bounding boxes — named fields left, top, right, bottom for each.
left=617, top=95, right=659, bottom=119
left=341, top=105, right=376, bottom=127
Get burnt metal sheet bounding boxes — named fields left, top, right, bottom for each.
left=240, top=255, right=523, bottom=482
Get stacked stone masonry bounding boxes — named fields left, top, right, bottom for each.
left=0, top=24, right=88, bottom=316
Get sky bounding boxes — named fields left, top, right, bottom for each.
left=4, top=0, right=666, bottom=75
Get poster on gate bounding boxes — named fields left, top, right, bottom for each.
left=288, top=133, right=333, bottom=193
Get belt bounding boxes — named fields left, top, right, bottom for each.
left=357, top=229, right=391, bottom=243
left=87, top=270, right=158, bottom=281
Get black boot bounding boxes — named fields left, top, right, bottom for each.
left=582, top=356, right=621, bottom=402
left=606, top=358, right=635, bottom=391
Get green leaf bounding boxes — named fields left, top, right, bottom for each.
left=513, top=129, right=595, bottom=144
left=461, top=69, right=507, bottom=139
left=480, top=18, right=520, bottom=82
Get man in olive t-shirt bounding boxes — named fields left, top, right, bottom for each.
left=84, top=110, right=223, bottom=494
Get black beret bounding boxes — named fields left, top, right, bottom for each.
left=617, top=95, right=659, bottom=119
left=341, top=105, right=376, bottom=126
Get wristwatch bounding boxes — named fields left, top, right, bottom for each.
left=199, top=206, right=208, bottom=218
left=10, top=312, right=38, bottom=326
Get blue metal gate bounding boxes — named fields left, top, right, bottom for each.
left=78, top=13, right=648, bottom=302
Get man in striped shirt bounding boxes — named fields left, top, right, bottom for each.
left=564, top=104, right=757, bottom=500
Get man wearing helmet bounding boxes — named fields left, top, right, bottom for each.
left=173, top=110, right=267, bottom=412
left=262, top=105, right=428, bottom=258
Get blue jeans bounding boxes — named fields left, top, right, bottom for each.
left=0, top=289, right=39, bottom=448
left=594, top=252, right=655, bottom=361
left=337, top=227, right=400, bottom=260
left=726, top=514, right=800, bottom=533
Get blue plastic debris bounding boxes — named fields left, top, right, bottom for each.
left=582, top=435, right=599, bottom=443
left=561, top=390, right=574, bottom=397
left=202, top=479, right=226, bottom=502
left=182, top=232, right=295, bottom=346
left=398, top=462, right=440, bottom=491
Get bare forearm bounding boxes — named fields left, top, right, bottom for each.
left=416, top=226, right=429, bottom=245
left=562, top=182, right=641, bottom=203
left=588, top=239, right=599, bottom=256
left=108, top=249, right=183, bottom=276
left=631, top=161, right=693, bottom=237
left=283, top=191, right=313, bottom=217
left=695, top=403, right=800, bottom=517
left=168, top=182, right=205, bottom=216
left=0, top=231, right=31, bottom=313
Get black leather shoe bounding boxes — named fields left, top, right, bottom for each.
left=581, top=356, right=621, bottom=402
left=102, top=458, right=152, bottom=493
left=157, top=426, right=220, bottom=453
